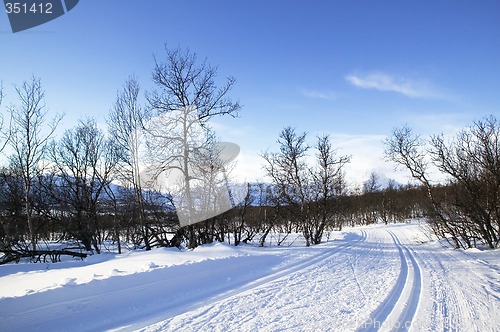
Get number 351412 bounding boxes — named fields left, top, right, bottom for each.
left=5, top=2, right=53, bottom=14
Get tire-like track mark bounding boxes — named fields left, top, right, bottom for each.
left=357, top=230, right=421, bottom=332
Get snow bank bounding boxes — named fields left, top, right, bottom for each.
left=0, top=242, right=244, bottom=299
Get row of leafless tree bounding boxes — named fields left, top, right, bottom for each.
left=0, top=46, right=244, bottom=262
left=257, top=115, right=499, bottom=250
left=0, top=45, right=498, bottom=263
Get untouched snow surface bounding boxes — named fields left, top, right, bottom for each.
left=0, top=223, right=499, bottom=331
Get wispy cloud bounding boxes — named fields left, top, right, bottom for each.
left=345, top=71, right=447, bottom=99
left=301, top=88, right=338, bottom=101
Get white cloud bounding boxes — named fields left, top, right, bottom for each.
left=301, top=88, right=338, bottom=101
left=329, top=133, right=411, bottom=188
left=345, top=71, right=446, bottom=99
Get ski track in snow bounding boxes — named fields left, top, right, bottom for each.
left=0, top=224, right=498, bottom=332
left=139, top=229, right=405, bottom=332
left=127, top=229, right=372, bottom=331
left=357, top=229, right=422, bottom=332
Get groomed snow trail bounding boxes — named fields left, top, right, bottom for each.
left=139, top=225, right=499, bottom=332
left=139, top=228, right=410, bottom=332
left=1, top=223, right=498, bottom=331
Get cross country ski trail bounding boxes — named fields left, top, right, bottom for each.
left=1, top=223, right=498, bottom=332
left=139, top=228, right=403, bottom=331
left=357, top=229, right=422, bottom=332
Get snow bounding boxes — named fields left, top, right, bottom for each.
left=0, top=223, right=498, bottom=331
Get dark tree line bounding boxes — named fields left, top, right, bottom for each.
left=1, top=48, right=498, bottom=264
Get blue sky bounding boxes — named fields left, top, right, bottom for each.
left=1, top=1, right=499, bottom=185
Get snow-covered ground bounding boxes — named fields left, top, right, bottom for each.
left=1, top=223, right=498, bottom=331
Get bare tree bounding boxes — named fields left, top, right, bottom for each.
left=146, top=46, right=241, bottom=249
left=107, top=76, right=151, bottom=250
left=429, top=116, right=500, bottom=248
left=363, top=172, right=382, bottom=193
left=50, top=118, right=115, bottom=253
left=385, top=125, right=460, bottom=246
left=310, top=134, right=350, bottom=244
left=385, top=126, right=430, bottom=184
left=148, top=46, right=241, bottom=121
left=262, top=127, right=313, bottom=245
left=7, top=77, right=62, bottom=253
